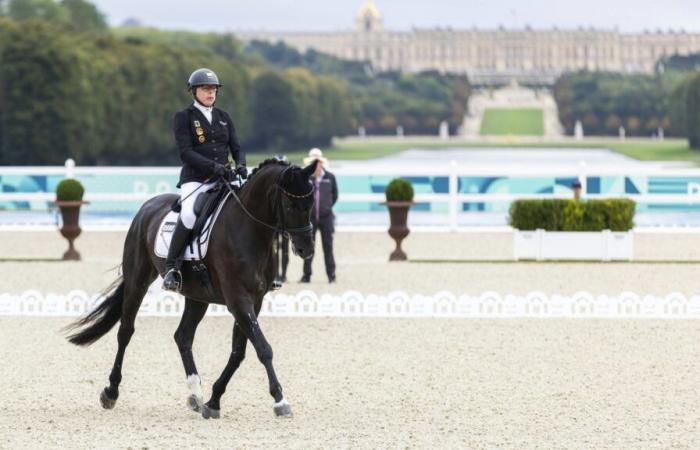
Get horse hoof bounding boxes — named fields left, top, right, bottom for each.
left=100, top=389, right=117, bottom=410
left=273, top=399, right=293, bottom=418
left=201, top=405, right=220, bottom=420
left=187, top=395, right=203, bottom=412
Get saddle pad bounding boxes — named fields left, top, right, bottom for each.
left=154, top=192, right=231, bottom=261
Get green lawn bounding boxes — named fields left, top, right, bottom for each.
left=479, top=108, right=545, bottom=136
left=245, top=137, right=700, bottom=167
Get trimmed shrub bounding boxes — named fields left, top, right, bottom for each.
left=509, top=199, right=568, bottom=231
left=385, top=178, right=414, bottom=202
left=509, top=199, right=635, bottom=231
left=56, top=178, right=84, bottom=201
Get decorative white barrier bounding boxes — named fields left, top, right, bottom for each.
left=514, top=229, right=634, bottom=261
left=1, top=290, right=700, bottom=319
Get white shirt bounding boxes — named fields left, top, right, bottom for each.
left=193, top=102, right=213, bottom=124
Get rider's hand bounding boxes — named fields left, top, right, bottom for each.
left=235, top=165, right=248, bottom=179
left=212, top=163, right=227, bottom=178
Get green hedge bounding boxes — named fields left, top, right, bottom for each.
left=56, top=178, right=84, bottom=201
left=509, top=199, right=635, bottom=231
left=385, top=178, right=414, bottom=202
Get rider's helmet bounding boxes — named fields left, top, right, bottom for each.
left=187, top=68, right=222, bottom=93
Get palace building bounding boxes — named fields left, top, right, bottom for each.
left=237, top=0, right=700, bottom=85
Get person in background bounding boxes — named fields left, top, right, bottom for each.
left=300, top=148, right=338, bottom=283
left=273, top=154, right=290, bottom=287
left=572, top=180, right=582, bottom=201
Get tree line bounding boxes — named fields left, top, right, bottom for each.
left=246, top=40, right=471, bottom=136
left=671, top=71, right=700, bottom=149
left=0, top=0, right=472, bottom=165
left=0, top=2, right=356, bottom=164
left=552, top=58, right=700, bottom=149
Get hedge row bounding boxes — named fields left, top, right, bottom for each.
left=509, top=199, right=635, bottom=231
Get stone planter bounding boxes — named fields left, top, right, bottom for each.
left=56, top=200, right=88, bottom=261
left=384, top=201, right=412, bottom=261
left=513, top=229, right=634, bottom=261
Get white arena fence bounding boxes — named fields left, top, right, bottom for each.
left=2, top=290, right=700, bottom=319
left=5, top=160, right=700, bottom=231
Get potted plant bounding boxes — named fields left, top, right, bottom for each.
left=55, top=178, right=87, bottom=261
left=384, top=178, right=414, bottom=261
left=510, top=199, right=636, bottom=261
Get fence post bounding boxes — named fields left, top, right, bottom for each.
left=449, top=160, right=458, bottom=231
left=64, top=158, right=75, bottom=179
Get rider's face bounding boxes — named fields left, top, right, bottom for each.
left=195, top=85, right=217, bottom=107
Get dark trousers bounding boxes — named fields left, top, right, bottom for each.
left=303, top=215, right=335, bottom=279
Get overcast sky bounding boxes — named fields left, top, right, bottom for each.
left=91, top=0, right=700, bottom=33
left=93, top=0, right=700, bottom=31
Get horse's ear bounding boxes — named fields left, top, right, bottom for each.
left=301, top=159, right=319, bottom=178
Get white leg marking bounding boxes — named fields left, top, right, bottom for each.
left=187, top=374, right=202, bottom=398
left=273, top=397, right=289, bottom=408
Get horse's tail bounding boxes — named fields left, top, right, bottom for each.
left=66, top=277, right=125, bottom=346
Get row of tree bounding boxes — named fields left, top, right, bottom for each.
left=0, top=0, right=106, bottom=31
left=552, top=53, right=700, bottom=148
left=671, top=71, right=700, bottom=149
left=245, top=40, right=471, bottom=136
left=552, top=71, right=682, bottom=137
left=0, top=16, right=355, bottom=164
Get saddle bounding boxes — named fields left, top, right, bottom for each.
left=154, top=181, right=235, bottom=261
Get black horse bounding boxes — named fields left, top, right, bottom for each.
left=66, top=158, right=318, bottom=419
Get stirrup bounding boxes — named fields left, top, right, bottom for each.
left=162, top=268, right=183, bottom=292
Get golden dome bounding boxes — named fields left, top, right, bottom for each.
left=356, top=0, right=383, bottom=32
left=356, top=0, right=382, bottom=21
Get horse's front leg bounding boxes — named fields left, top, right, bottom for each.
left=174, top=297, right=208, bottom=412
left=233, top=302, right=292, bottom=418
left=201, top=322, right=247, bottom=419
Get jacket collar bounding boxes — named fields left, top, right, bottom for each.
left=188, top=104, right=219, bottom=124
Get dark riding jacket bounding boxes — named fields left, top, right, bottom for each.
left=173, top=104, right=246, bottom=187
left=309, top=170, right=338, bottom=220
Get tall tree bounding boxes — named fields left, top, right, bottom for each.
left=61, top=0, right=106, bottom=32
left=7, top=0, right=66, bottom=21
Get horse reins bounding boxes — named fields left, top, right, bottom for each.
left=220, top=166, right=314, bottom=236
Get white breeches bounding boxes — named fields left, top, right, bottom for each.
left=179, top=181, right=217, bottom=229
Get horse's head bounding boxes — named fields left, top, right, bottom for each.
left=278, top=160, right=319, bottom=259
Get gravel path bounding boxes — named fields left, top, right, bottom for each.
left=2, top=231, right=700, bottom=448
left=1, top=316, right=699, bottom=449
left=1, top=230, right=699, bottom=296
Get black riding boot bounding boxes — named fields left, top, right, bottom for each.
left=162, top=219, right=191, bottom=292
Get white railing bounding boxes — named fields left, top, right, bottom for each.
left=3, top=289, right=700, bottom=319
left=3, top=159, right=700, bottom=231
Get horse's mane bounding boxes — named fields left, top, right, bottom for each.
left=247, top=158, right=291, bottom=181
left=238, top=158, right=291, bottom=198
left=241, top=158, right=312, bottom=198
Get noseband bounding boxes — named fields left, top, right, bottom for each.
left=223, top=166, right=314, bottom=236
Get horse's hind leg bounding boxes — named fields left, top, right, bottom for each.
left=174, top=297, right=208, bottom=412
left=101, top=247, right=157, bottom=409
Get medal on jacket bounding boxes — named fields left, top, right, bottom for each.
left=195, top=127, right=204, bottom=136
left=198, top=135, right=205, bottom=143
left=193, top=120, right=201, bottom=127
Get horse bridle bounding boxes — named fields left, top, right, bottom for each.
left=222, top=166, right=315, bottom=237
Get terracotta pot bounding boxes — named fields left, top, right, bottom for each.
left=384, top=201, right=412, bottom=261
left=56, top=200, right=87, bottom=261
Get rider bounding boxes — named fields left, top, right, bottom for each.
left=162, top=68, right=247, bottom=292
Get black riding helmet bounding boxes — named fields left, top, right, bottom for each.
left=187, top=68, right=222, bottom=93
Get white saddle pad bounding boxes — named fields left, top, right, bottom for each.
left=154, top=192, right=231, bottom=261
